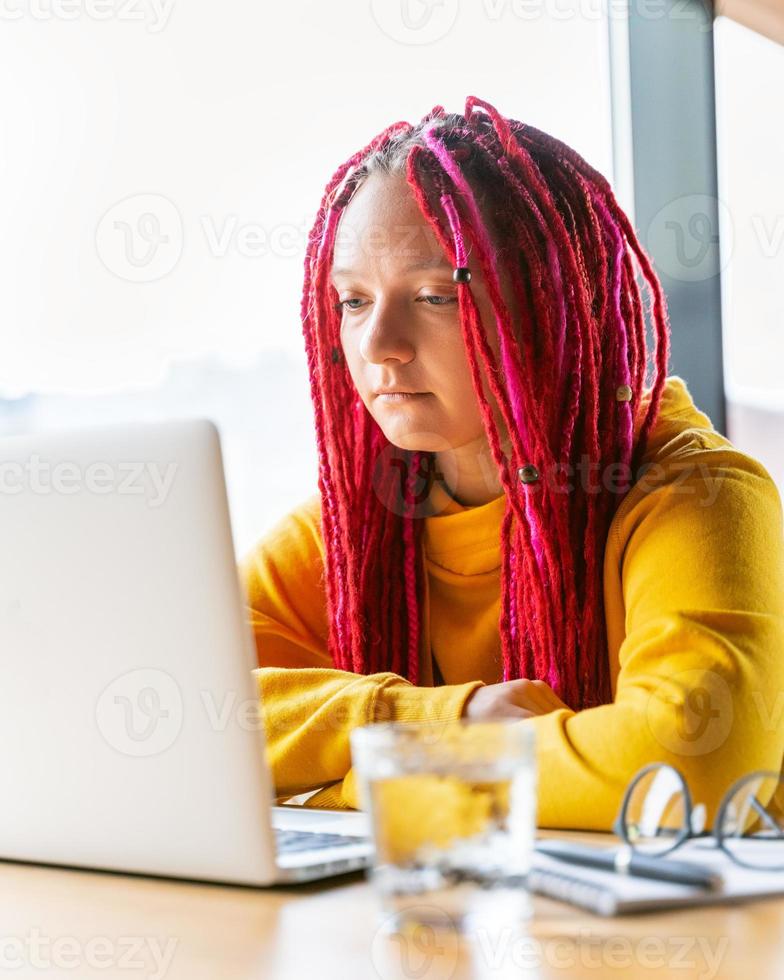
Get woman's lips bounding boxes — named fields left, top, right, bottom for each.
left=376, top=392, right=431, bottom=403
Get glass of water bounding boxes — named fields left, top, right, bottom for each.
left=349, top=718, right=536, bottom=933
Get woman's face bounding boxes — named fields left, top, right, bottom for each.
left=331, top=172, right=516, bottom=501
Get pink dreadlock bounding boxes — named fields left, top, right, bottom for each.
left=300, top=96, right=671, bottom=710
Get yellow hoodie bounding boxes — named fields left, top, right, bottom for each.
left=238, top=375, right=784, bottom=830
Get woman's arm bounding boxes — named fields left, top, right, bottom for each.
left=521, top=442, right=784, bottom=831
left=238, top=494, right=483, bottom=806
left=252, top=665, right=482, bottom=804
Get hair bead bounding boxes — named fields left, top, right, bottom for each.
left=453, top=266, right=472, bottom=283
left=331, top=346, right=342, bottom=364
left=616, top=384, right=633, bottom=402
left=517, top=464, right=540, bottom=485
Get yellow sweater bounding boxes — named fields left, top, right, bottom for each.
left=238, top=375, right=784, bottom=830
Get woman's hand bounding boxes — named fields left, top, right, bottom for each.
left=461, top=679, right=571, bottom=720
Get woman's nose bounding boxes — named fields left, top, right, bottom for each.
left=358, top=301, right=416, bottom=364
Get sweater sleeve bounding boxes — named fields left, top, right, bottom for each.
left=527, top=439, right=784, bottom=831
left=237, top=493, right=484, bottom=806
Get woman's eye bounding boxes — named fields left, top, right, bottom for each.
left=334, top=295, right=458, bottom=313
left=417, top=295, right=457, bottom=307
left=335, top=298, right=366, bottom=312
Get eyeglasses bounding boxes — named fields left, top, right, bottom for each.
left=612, top=763, right=784, bottom=871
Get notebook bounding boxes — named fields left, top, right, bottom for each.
left=529, top=839, right=784, bottom=916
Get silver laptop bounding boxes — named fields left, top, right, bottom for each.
left=0, top=418, right=373, bottom=884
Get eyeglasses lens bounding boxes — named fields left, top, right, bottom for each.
left=623, top=764, right=688, bottom=855
left=719, top=773, right=784, bottom=870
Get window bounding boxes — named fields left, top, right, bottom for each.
left=0, top=2, right=614, bottom=553
left=714, top=16, right=784, bottom=495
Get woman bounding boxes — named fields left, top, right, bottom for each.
left=239, top=97, right=784, bottom=830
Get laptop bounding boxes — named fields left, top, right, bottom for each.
left=0, top=418, right=373, bottom=885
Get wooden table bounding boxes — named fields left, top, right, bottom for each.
left=1, top=832, right=783, bottom=979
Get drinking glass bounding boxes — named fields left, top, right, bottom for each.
left=350, top=718, right=536, bottom=933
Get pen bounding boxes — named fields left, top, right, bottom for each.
left=535, top=840, right=723, bottom=890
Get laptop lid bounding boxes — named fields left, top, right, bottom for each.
left=0, top=418, right=281, bottom=884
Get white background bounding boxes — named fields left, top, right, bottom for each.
left=714, top=16, right=784, bottom=409
left=0, top=0, right=616, bottom=554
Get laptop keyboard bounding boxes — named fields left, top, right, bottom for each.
left=274, top=828, right=368, bottom=854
